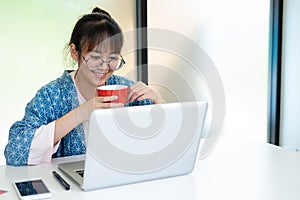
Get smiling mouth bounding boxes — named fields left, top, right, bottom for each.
left=92, top=70, right=107, bottom=79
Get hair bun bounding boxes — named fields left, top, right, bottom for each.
left=92, top=7, right=111, bottom=17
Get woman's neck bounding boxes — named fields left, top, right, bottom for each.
left=74, top=72, right=97, bottom=101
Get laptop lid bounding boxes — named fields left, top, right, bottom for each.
left=81, top=101, right=208, bottom=191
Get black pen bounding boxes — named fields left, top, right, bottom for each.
left=52, top=170, right=70, bottom=190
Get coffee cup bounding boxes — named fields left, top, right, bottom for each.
left=97, top=85, right=128, bottom=104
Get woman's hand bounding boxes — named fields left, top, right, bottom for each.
left=128, top=81, right=166, bottom=104
left=73, top=96, right=124, bottom=126
left=55, top=96, right=123, bottom=144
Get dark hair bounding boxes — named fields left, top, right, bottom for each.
left=69, top=7, right=123, bottom=60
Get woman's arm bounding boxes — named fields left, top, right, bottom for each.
left=28, top=121, right=60, bottom=165
left=4, top=85, right=61, bottom=166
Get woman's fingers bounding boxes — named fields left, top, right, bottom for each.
left=128, top=82, right=148, bottom=102
left=93, top=96, right=124, bottom=109
left=98, top=95, right=118, bottom=102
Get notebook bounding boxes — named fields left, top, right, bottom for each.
left=58, top=101, right=208, bottom=191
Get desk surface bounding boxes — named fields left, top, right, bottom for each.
left=1, top=135, right=300, bottom=200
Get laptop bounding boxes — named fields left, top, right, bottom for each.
left=58, top=101, right=208, bottom=191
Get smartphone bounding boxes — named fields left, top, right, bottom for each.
left=13, top=179, right=52, bottom=200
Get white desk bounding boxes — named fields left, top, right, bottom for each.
left=1, top=135, right=300, bottom=200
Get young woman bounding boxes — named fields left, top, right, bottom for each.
left=4, top=7, right=165, bottom=166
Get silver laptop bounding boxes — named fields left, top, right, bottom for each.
left=58, top=101, right=208, bottom=191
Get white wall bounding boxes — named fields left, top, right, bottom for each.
left=0, top=0, right=135, bottom=165
left=148, top=0, right=270, bottom=141
left=0, top=0, right=271, bottom=165
left=281, top=0, right=300, bottom=151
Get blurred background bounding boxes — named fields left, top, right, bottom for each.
left=0, top=0, right=270, bottom=164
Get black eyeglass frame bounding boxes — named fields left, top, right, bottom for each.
left=82, top=55, right=126, bottom=71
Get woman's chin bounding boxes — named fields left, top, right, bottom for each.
left=93, top=74, right=107, bottom=86
left=97, top=80, right=106, bottom=86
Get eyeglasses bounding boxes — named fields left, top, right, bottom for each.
left=82, top=55, right=125, bottom=71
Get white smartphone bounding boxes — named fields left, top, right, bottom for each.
left=13, top=179, right=52, bottom=200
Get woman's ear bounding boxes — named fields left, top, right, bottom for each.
left=70, top=43, right=79, bottom=61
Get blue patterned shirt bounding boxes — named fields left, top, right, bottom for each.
left=4, top=71, right=153, bottom=166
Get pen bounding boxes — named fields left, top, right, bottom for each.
left=52, top=170, right=70, bottom=190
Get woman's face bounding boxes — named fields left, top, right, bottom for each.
left=79, top=43, right=120, bottom=87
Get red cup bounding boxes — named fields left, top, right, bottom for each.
left=97, top=85, right=129, bottom=104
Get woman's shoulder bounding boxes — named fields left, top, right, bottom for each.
left=108, top=74, right=134, bottom=86
left=37, top=71, right=75, bottom=96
